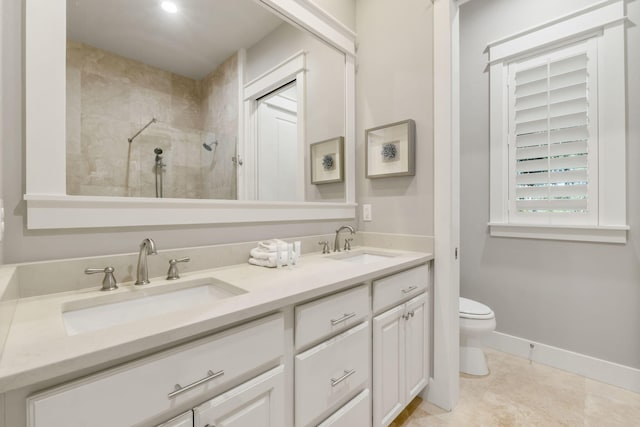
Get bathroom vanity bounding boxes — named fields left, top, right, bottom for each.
left=0, top=245, right=432, bottom=427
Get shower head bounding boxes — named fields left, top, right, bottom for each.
left=154, top=147, right=163, bottom=155
left=202, top=141, right=218, bottom=152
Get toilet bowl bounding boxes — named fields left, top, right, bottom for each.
left=459, top=297, right=496, bottom=376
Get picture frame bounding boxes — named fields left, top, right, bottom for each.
left=310, top=136, right=344, bottom=184
left=365, top=119, right=416, bottom=178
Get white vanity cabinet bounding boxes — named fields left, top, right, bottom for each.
left=26, top=313, right=284, bottom=427
left=157, top=411, right=194, bottom=427
left=192, top=365, right=284, bottom=427
left=372, top=265, right=430, bottom=427
left=294, top=284, right=371, bottom=427
left=317, top=388, right=371, bottom=427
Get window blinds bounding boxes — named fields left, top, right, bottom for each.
left=510, top=47, right=595, bottom=216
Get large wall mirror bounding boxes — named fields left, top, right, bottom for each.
left=25, top=0, right=356, bottom=229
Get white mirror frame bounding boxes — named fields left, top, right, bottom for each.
left=24, top=0, right=356, bottom=229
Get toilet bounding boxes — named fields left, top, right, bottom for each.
left=459, top=297, right=496, bottom=376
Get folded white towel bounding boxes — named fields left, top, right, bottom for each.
left=248, top=257, right=277, bottom=268
left=250, top=247, right=276, bottom=261
left=258, top=239, right=286, bottom=252
left=248, top=254, right=290, bottom=268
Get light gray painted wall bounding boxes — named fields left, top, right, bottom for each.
left=313, top=0, right=356, bottom=31
left=460, top=0, right=640, bottom=368
left=0, top=0, right=4, bottom=264
left=246, top=22, right=346, bottom=202
left=0, top=0, right=354, bottom=264
left=355, top=0, right=434, bottom=237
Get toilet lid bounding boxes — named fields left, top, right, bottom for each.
left=459, top=297, right=494, bottom=319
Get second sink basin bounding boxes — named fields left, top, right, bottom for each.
left=62, top=278, right=246, bottom=336
left=327, top=250, right=396, bottom=264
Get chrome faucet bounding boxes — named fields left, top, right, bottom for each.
left=333, top=225, right=355, bottom=252
left=135, top=238, right=157, bottom=285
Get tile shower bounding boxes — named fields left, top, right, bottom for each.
left=66, top=40, right=238, bottom=199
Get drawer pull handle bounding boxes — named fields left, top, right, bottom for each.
left=331, top=312, right=356, bottom=325
left=168, top=369, right=224, bottom=398
left=331, top=369, right=356, bottom=387
left=402, top=285, right=418, bottom=294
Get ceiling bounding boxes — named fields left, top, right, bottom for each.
left=67, top=0, right=284, bottom=80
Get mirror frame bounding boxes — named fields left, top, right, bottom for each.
left=24, top=0, right=356, bottom=229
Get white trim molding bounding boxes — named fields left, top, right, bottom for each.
left=488, top=0, right=628, bottom=243
left=487, top=331, right=640, bottom=394
left=489, top=223, right=629, bottom=244
left=24, top=195, right=356, bottom=229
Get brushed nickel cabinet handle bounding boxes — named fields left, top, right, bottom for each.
left=331, top=369, right=356, bottom=387
left=168, top=369, right=224, bottom=398
left=331, top=312, right=356, bottom=325
left=402, top=285, right=418, bottom=294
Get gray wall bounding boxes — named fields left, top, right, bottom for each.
left=0, top=0, right=5, bottom=263
left=313, top=0, right=356, bottom=31
left=460, top=0, right=640, bottom=368
left=355, top=0, right=434, bottom=237
left=246, top=22, right=347, bottom=202
left=0, top=0, right=354, bottom=264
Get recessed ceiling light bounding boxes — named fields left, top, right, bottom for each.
left=161, top=1, right=178, bottom=14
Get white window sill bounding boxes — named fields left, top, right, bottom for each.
left=488, top=223, right=629, bottom=244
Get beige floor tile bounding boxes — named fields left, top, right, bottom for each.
left=392, top=350, right=640, bottom=427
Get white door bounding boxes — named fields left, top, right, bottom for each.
left=193, top=366, right=284, bottom=427
left=404, top=293, right=429, bottom=402
left=372, top=304, right=405, bottom=427
left=256, top=83, right=298, bottom=201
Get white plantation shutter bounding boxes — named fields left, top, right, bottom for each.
left=507, top=40, right=598, bottom=224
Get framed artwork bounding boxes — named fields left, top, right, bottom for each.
left=365, top=119, right=416, bottom=178
left=311, top=137, right=344, bottom=184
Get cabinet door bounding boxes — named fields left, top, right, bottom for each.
left=193, top=365, right=284, bottom=427
left=318, top=389, right=370, bottom=427
left=157, top=411, right=193, bottom=427
left=404, top=293, right=429, bottom=402
left=372, top=304, right=405, bottom=427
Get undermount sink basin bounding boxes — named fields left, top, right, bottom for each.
left=62, top=279, right=246, bottom=336
left=327, top=250, right=396, bottom=264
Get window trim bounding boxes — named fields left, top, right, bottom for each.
left=488, top=0, right=628, bottom=243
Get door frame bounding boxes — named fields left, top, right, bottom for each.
left=239, top=50, right=306, bottom=201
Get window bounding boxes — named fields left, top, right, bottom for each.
left=508, top=40, right=597, bottom=225
left=487, top=0, right=628, bottom=243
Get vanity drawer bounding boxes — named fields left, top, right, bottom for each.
left=27, top=313, right=284, bottom=427
left=295, top=284, right=369, bottom=349
left=318, top=388, right=370, bottom=427
left=295, top=321, right=370, bottom=427
left=372, top=264, right=429, bottom=313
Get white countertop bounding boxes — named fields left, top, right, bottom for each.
left=0, top=247, right=432, bottom=393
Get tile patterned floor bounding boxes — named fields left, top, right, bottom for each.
left=390, top=348, right=640, bottom=426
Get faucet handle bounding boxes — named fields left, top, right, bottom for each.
left=85, top=266, right=118, bottom=291
left=318, top=241, right=330, bottom=254
left=167, top=257, right=190, bottom=280
left=344, top=238, right=353, bottom=251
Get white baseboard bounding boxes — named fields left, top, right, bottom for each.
left=486, top=331, right=640, bottom=394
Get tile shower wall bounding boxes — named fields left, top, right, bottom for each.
left=66, top=40, right=238, bottom=199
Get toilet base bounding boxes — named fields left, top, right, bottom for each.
left=460, top=345, right=489, bottom=376
left=460, top=335, right=489, bottom=376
